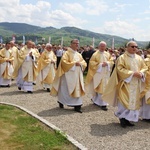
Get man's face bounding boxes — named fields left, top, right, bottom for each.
left=99, top=43, right=106, bottom=52
left=6, top=43, right=10, bottom=50
left=10, top=42, right=14, bottom=47
left=27, top=41, right=33, bottom=49
left=42, top=45, right=45, bottom=49
left=71, top=40, right=79, bottom=51
left=127, top=43, right=138, bottom=54
left=46, top=46, right=52, bottom=51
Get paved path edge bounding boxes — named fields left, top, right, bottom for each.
left=0, top=102, right=88, bottom=150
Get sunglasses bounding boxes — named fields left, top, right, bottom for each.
left=130, top=46, right=138, bottom=48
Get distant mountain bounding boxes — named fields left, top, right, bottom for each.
left=0, top=22, right=149, bottom=48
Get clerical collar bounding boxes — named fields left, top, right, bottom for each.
left=69, top=48, right=77, bottom=53
left=46, top=49, right=51, bottom=53
left=99, top=50, right=104, bottom=54
left=28, top=48, right=31, bottom=51
left=126, top=51, right=135, bottom=58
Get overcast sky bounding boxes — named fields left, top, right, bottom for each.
left=0, top=0, right=150, bottom=41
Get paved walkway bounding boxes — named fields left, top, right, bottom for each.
left=1, top=81, right=150, bottom=150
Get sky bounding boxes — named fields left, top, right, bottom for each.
left=0, top=0, right=150, bottom=41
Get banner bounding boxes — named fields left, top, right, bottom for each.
left=0, top=36, right=3, bottom=44
left=92, top=37, right=95, bottom=48
left=23, top=35, right=25, bottom=45
left=49, top=36, right=51, bottom=43
left=112, top=38, right=114, bottom=50
left=12, top=35, right=16, bottom=42
left=61, top=37, right=63, bottom=47
left=35, top=37, right=38, bottom=45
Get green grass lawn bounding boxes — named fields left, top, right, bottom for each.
left=0, top=104, right=77, bottom=150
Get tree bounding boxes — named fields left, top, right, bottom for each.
left=146, top=42, right=150, bottom=49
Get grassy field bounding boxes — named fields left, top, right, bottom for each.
left=0, top=104, right=77, bottom=150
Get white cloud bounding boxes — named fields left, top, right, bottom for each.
left=59, top=2, right=84, bottom=14
left=36, top=1, right=51, bottom=10
left=0, top=0, right=87, bottom=27
left=0, top=0, right=149, bottom=41
left=60, top=0, right=108, bottom=15
left=109, top=2, right=133, bottom=13
left=49, top=10, right=87, bottom=27
left=142, top=10, right=150, bottom=14
left=0, top=1, right=47, bottom=23
left=114, top=2, right=133, bottom=8
left=145, top=17, right=150, bottom=20
left=92, top=20, right=150, bottom=41
left=85, top=0, right=109, bottom=15
left=0, top=0, right=19, bottom=7
left=104, top=21, right=136, bottom=36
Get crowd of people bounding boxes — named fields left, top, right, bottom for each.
left=0, top=39, right=150, bottom=128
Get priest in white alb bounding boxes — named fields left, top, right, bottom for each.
left=85, top=41, right=114, bottom=111
left=51, top=39, right=87, bottom=113
left=13, top=40, right=40, bottom=93
left=102, top=41, right=148, bottom=127
left=140, top=49, right=150, bottom=121
left=38, top=43, right=57, bottom=92
left=0, top=42, right=14, bottom=87
left=10, top=41, right=18, bottom=70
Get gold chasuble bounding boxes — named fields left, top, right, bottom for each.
left=51, top=48, right=87, bottom=98
left=12, top=45, right=40, bottom=82
left=37, top=49, right=57, bottom=84
left=10, top=46, right=18, bottom=69
left=85, top=50, right=114, bottom=95
left=0, top=48, right=14, bottom=79
left=140, top=55, right=150, bottom=104
left=102, top=51, right=148, bottom=110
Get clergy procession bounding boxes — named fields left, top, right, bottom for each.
left=1, top=39, right=150, bottom=128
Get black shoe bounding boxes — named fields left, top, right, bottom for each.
left=47, top=88, right=50, bottom=92
left=27, top=91, right=33, bottom=94
left=58, top=102, right=64, bottom=108
left=33, top=83, right=36, bottom=85
left=0, top=84, right=10, bottom=87
left=74, top=106, right=82, bottom=113
left=125, top=119, right=135, bottom=126
left=100, top=106, right=108, bottom=111
left=119, top=118, right=127, bottom=128
left=18, top=87, right=21, bottom=90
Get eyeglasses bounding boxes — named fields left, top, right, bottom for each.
left=130, top=46, right=138, bottom=48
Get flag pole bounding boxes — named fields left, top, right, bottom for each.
left=112, top=37, right=114, bottom=50
left=23, top=35, right=25, bottom=45
left=61, top=37, right=63, bottom=47
left=49, top=36, right=51, bottom=44
left=92, top=37, right=95, bottom=48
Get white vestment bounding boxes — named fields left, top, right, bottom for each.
left=58, top=52, right=83, bottom=106
left=38, top=51, right=56, bottom=90
left=91, top=52, right=110, bottom=106
left=115, top=54, right=145, bottom=122
left=58, top=74, right=82, bottom=106
left=0, top=50, right=14, bottom=86
left=140, top=98, right=150, bottom=119
left=16, top=54, right=35, bottom=91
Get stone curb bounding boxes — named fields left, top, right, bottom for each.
left=0, top=102, right=88, bottom=150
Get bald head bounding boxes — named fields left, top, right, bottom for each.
left=126, top=41, right=137, bottom=47
left=98, top=41, right=107, bottom=52
left=27, top=40, right=33, bottom=49
left=46, top=43, right=52, bottom=51
left=126, top=41, right=138, bottom=54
